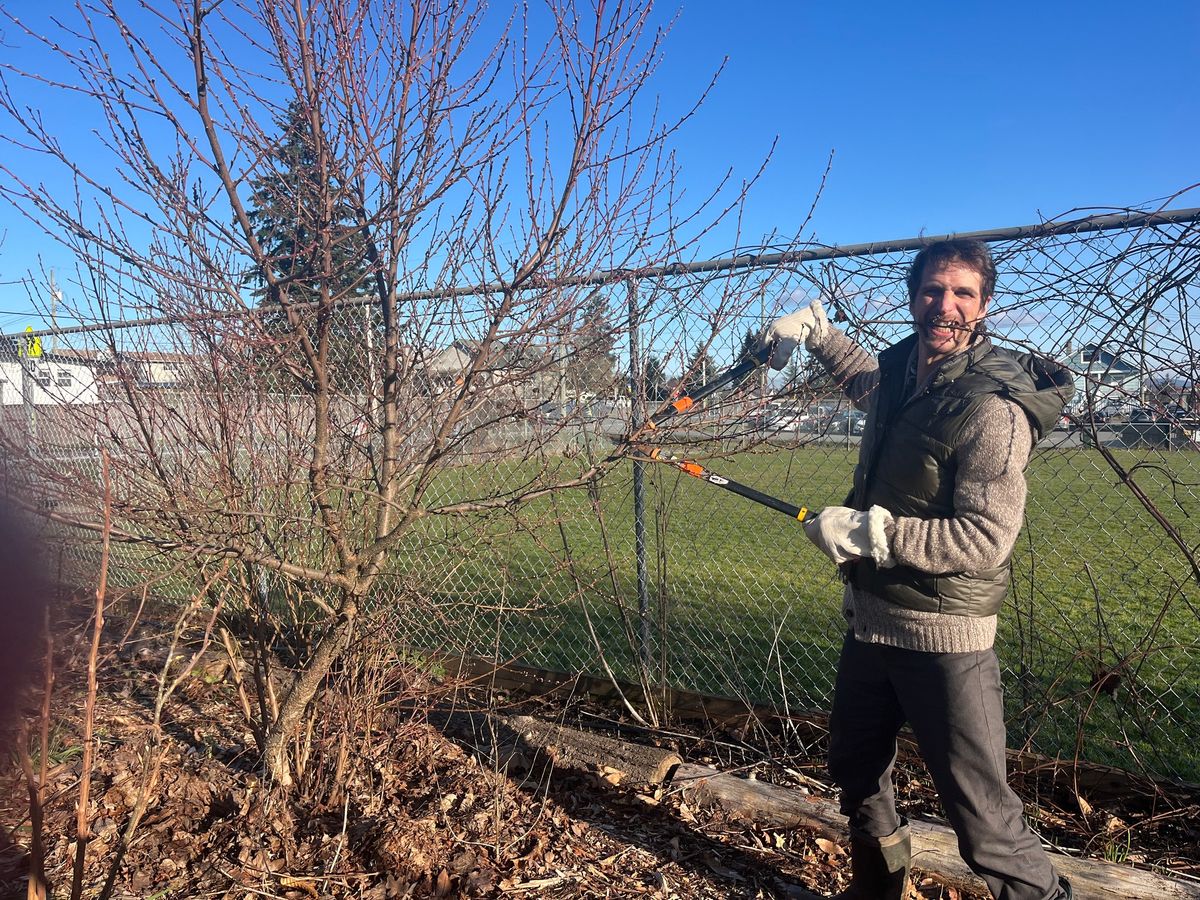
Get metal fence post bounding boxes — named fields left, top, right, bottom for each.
left=627, top=279, right=652, bottom=677
left=20, top=354, right=37, bottom=449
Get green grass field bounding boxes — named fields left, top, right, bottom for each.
left=86, top=438, right=1200, bottom=781
left=393, top=442, right=1200, bottom=781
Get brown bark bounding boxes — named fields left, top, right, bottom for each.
left=504, top=715, right=681, bottom=788
left=262, top=603, right=357, bottom=786
left=437, top=710, right=681, bottom=789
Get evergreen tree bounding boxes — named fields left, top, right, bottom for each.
left=643, top=355, right=667, bottom=401
left=246, top=102, right=367, bottom=303
left=681, top=344, right=716, bottom=391
left=783, top=355, right=804, bottom=391
left=565, top=292, right=618, bottom=398
left=245, top=103, right=375, bottom=391
left=727, top=327, right=767, bottom=400
left=736, top=327, right=760, bottom=362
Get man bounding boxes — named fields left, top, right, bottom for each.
left=760, top=239, right=1073, bottom=900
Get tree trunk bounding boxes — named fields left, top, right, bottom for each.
left=262, top=604, right=357, bottom=785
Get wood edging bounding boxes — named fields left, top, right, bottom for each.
left=442, top=653, right=1200, bottom=806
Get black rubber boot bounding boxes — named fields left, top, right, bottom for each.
left=833, top=820, right=911, bottom=900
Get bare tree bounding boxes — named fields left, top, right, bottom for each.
left=0, top=0, right=798, bottom=784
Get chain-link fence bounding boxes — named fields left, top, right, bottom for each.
left=5, top=205, right=1200, bottom=783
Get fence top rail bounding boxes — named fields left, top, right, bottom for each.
left=8, top=205, right=1200, bottom=342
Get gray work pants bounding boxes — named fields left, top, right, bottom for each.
left=828, top=632, right=1062, bottom=900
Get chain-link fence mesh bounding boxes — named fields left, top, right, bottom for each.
left=5, top=206, right=1200, bottom=782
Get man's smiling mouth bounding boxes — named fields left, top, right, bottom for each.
left=925, top=316, right=964, bottom=338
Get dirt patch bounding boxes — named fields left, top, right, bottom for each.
left=2, top=606, right=1196, bottom=898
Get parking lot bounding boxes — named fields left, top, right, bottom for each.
left=754, top=417, right=1200, bottom=451
left=1036, top=421, right=1199, bottom=450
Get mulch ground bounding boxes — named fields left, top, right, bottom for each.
left=1, top=607, right=1197, bottom=899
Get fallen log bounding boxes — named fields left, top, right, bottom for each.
left=434, top=707, right=1198, bottom=898
left=446, top=654, right=1200, bottom=807
left=672, top=763, right=844, bottom=840
left=673, top=763, right=1200, bottom=900
left=434, top=709, right=682, bottom=789
left=503, top=714, right=681, bottom=788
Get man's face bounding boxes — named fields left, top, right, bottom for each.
left=910, top=261, right=990, bottom=367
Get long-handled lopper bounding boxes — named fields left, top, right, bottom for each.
left=606, top=347, right=768, bottom=462
left=633, top=447, right=817, bottom=524
left=611, top=346, right=820, bottom=524
left=641, top=347, right=770, bottom=430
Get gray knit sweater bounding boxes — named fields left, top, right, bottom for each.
left=811, top=327, right=1033, bottom=654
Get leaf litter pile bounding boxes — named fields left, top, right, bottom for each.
left=2, top=602, right=1197, bottom=899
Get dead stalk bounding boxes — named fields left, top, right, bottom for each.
left=25, top=600, right=54, bottom=900
left=220, top=625, right=265, bottom=753
left=69, top=450, right=111, bottom=900
left=18, top=728, right=47, bottom=900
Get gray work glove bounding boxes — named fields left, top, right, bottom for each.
left=803, top=505, right=897, bottom=568
left=758, top=299, right=829, bottom=370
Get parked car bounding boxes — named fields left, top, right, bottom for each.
left=826, top=410, right=866, bottom=436
left=750, top=407, right=815, bottom=434
left=1121, top=414, right=1170, bottom=448
left=1081, top=403, right=1129, bottom=425
left=747, top=410, right=786, bottom=432
left=1163, top=404, right=1200, bottom=426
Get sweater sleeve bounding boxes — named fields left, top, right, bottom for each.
left=890, top=395, right=1032, bottom=574
left=808, top=327, right=880, bottom=411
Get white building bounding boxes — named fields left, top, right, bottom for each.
left=123, top=351, right=194, bottom=388
left=423, top=339, right=555, bottom=401
left=0, top=347, right=103, bottom=406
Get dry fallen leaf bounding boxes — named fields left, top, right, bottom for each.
left=667, top=835, right=681, bottom=861
left=703, top=855, right=744, bottom=881
left=815, top=837, right=843, bottom=856
left=434, top=868, right=451, bottom=896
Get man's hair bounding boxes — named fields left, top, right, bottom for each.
left=906, top=239, right=997, bottom=303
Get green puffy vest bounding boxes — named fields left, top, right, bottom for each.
left=845, top=334, right=1072, bottom=617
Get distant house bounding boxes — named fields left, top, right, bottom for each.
left=425, top=340, right=478, bottom=386
left=119, top=351, right=196, bottom=388
left=1065, top=344, right=1141, bottom=412
left=423, top=339, right=554, bottom=401
left=0, top=341, right=104, bottom=406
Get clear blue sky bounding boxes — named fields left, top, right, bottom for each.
left=654, top=0, right=1199, bottom=247
left=0, top=0, right=1196, bottom=331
